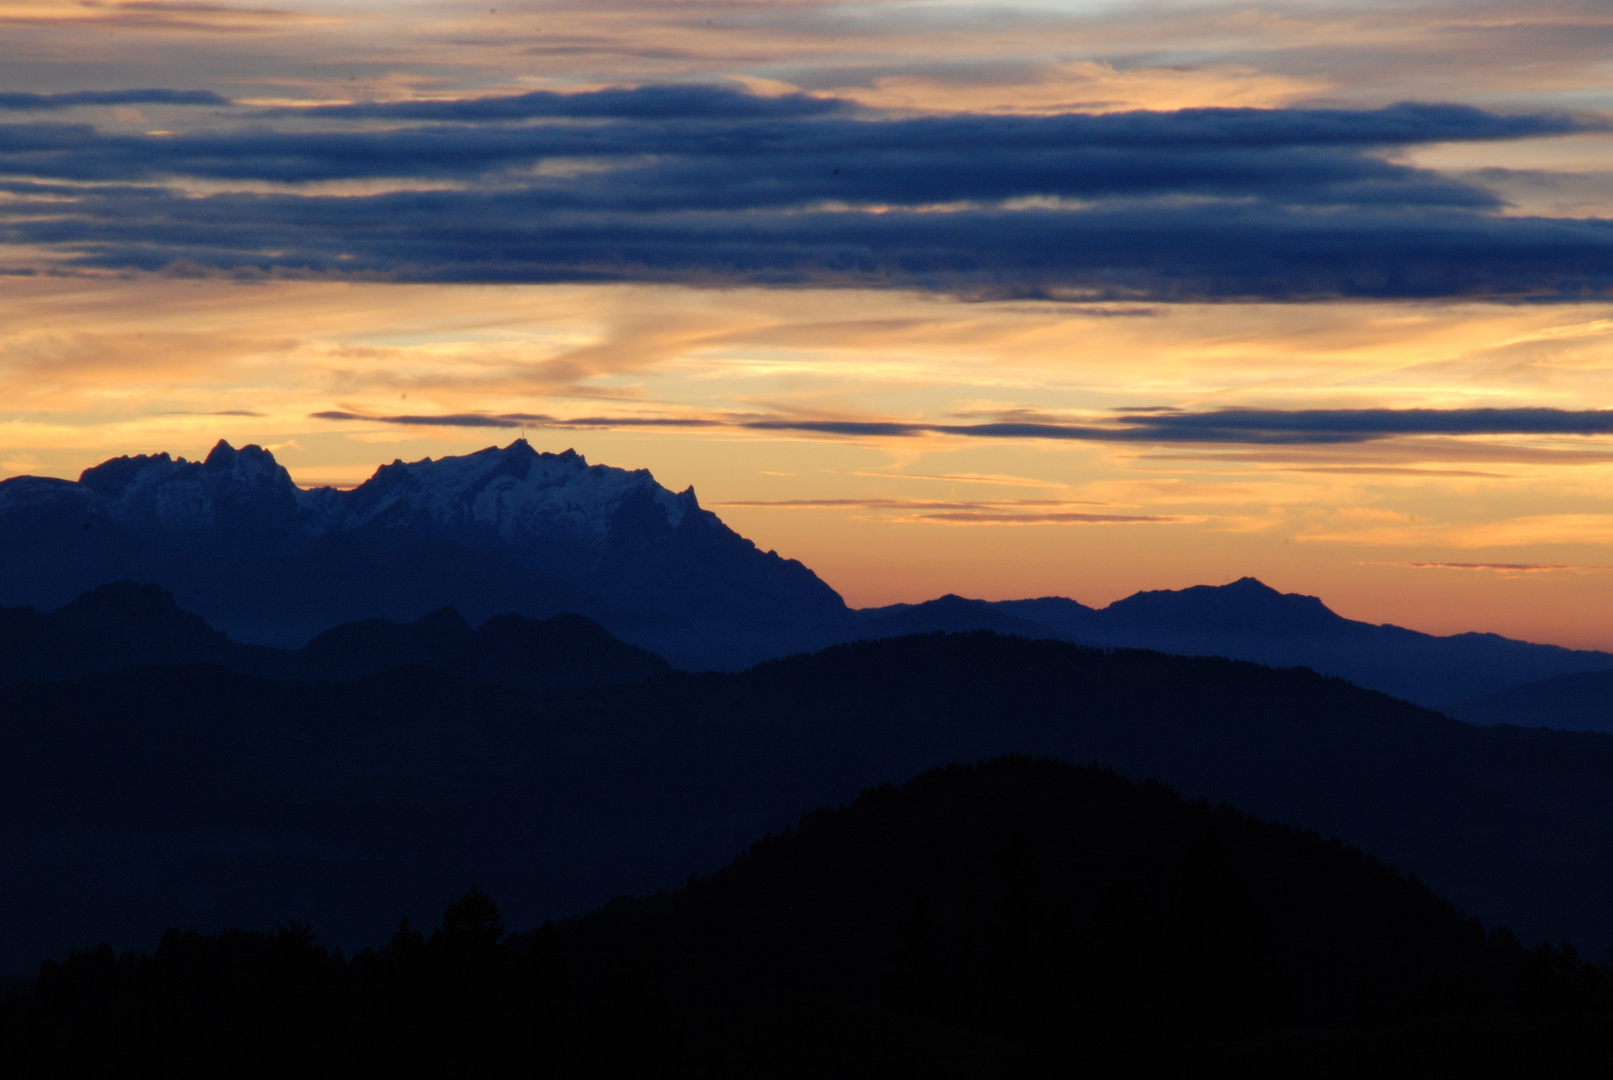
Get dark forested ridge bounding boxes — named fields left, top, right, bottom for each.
left=9, top=631, right=1613, bottom=976
left=0, top=580, right=668, bottom=691
left=5, top=759, right=1610, bottom=1077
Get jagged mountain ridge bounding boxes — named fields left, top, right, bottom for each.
left=72, top=439, right=694, bottom=545
left=0, top=440, right=847, bottom=669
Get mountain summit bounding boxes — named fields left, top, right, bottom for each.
left=0, top=440, right=846, bottom=668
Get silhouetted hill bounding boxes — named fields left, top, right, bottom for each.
left=6, top=759, right=1610, bottom=1076
left=0, top=582, right=667, bottom=692
left=7, top=632, right=1613, bottom=975
left=1450, top=669, right=1613, bottom=734
left=846, top=594, right=1056, bottom=641
left=0, top=582, right=270, bottom=684
left=301, top=606, right=670, bottom=691
left=1100, top=575, right=1348, bottom=635
left=0, top=440, right=847, bottom=669
left=988, top=578, right=1613, bottom=709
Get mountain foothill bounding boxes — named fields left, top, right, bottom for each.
left=5, top=440, right=1613, bottom=1070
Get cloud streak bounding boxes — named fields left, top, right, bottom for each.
left=0, top=89, right=230, bottom=111
left=708, top=496, right=1178, bottom=525
left=309, top=405, right=1613, bottom=447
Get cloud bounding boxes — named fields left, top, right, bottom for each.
left=0, top=89, right=230, bottom=111
left=707, top=496, right=1178, bottom=525
left=1111, top=406, right=1613, bottom=443
left=3, top=89, right=1611, bottom=299
left=905, top=510, right=1182, bottom=525
left=1302, top=512, right=1613, bottom=548
left=308, top=409, right=720, bottom=429
left=1274, top=465, right=1509, bottom=477
left=308, top=404, right=1613, bottom=448
left=746, top=407, right=1613, bottom=444
left=32, top=193, right=1613, bottom=299
left=0, top=104, right=1544, bottom=202
left=284, top=84, right=845, bottom=122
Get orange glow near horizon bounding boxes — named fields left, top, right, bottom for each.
left=5, top=1, right=1613, bottom=649
left=3, top=276, right=1613, bottom=649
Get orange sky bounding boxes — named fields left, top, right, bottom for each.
left=4, top=1, right=1613, bottom=647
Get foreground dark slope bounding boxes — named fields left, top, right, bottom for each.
left=7, top=759, right=1609, bottom=1077
left=6, top=631, right=1613, bottom=973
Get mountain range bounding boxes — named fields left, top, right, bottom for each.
left=3, top=438, right=1611, bottom=718
left=0, top=439, right=845, bottom=670
left=7, top=443, right=1613, bottom=986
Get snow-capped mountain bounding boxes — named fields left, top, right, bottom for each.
left=338, top=445, right=694, bottom=539
left=0, top=440, right=849, bottom=669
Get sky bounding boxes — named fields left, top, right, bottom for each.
left=5, top=1, right=1613, bottom=646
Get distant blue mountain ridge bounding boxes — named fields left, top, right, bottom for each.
left=1, top=439, right=1609, bottom=718
left=850, top=582, right=1613, bottom=714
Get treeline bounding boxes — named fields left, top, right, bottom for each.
left=5, top=758, right=1613, bottom=1076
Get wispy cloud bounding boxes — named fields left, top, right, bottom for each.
left=709, top=496, right=1179, bottom=525
left=308, top=409, right=721, bottom=429
left=907, top=511, right=1183, bottom=526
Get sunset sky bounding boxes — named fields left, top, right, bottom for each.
left=6, top=0, right=1613, bottom=646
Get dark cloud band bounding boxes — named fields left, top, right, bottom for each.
left=1, top=87, right=1609, bottom=299
left=310, top=406, right=1613, bottom=446
left=282, top=84, right=843, bottom=122
left=0, top=89, right=229, bottom=111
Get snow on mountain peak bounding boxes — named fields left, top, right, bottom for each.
left=339, top=440, right=695, bottom=541
left=76, top=440, right=302, bottom=532
left=36, top=439, right=700, bottom=547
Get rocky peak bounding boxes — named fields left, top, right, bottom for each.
left=79, top=451, right=185, bottom=500
left=339, top=441, right=696, bottom=541
left=201, top=441, right=297, bottom=488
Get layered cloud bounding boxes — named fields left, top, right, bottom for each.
left=2, top=88, right=1611, bottom=299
